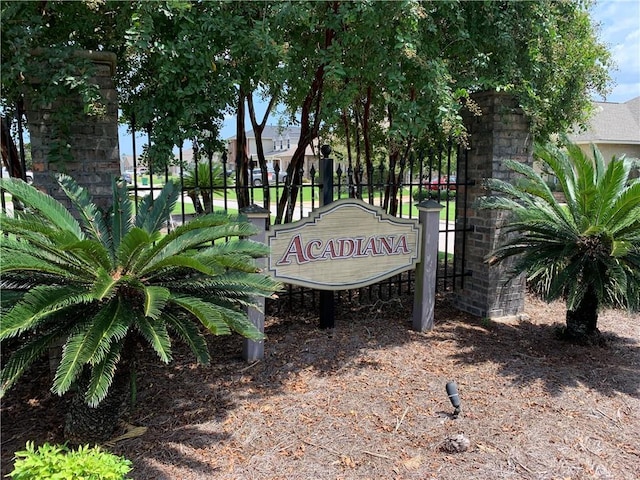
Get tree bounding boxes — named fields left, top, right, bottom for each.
left=0, top=175, right=280, bottom=442
left=479, top=139, right=640, bottom=343
left=1, top=1, right=134, bottom=163
left=1, top=0, right=612, bottom=215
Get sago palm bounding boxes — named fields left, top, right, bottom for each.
left=480, top=139, right=640, bottom=342
left=0, top=175, right=279, bottom=424
left=182, top=161, right=226, bottom=214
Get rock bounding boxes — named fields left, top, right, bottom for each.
left=440, top=434, right=470, bottom=453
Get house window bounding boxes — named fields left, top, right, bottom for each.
left=280, top=140, right=283, bottom=150
left=273, top=140, right=276, bottom=151
left=287, top=138, right=290, bottom=149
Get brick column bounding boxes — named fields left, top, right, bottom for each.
left=453, top=92, right=532, bottom=319
left=25, top=51, right=120, bottom=211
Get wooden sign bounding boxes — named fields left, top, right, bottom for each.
left=268, top=199, right=421, bottom=290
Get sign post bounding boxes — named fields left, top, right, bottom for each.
left=240, top=204, right=270, bottom=361
left=319, top=145, right=334, bottom=329
left=412, top=199, right=444, bottom=331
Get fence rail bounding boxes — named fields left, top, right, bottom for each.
left=124, top=140, right=471, bottom=306
left=1, top=118, right=471, bottom=309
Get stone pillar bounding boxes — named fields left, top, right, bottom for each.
left=25, top=51, right=120, bottom=211
left=453, top=92, right=532, bottom=319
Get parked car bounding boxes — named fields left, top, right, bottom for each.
left=2, top=167, right=33, bottom=184
left=251, top=166, right=287, bottom=186
left=424, top=175, right=456, bottom=191
left=122, top=171, right=134, bottom=184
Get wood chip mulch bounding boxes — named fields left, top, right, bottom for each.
left=2, top=293, right=639, bottom=479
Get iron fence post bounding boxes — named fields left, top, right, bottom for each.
left=319, top=145, right=335, bottom=329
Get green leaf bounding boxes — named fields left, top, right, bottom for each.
left=117, top=227, right=156, bottom=273
left=1, top=330, right=63, bottom=397
left=0, top=178, right=83, bottom=239
left=85, top=342, right=124, bottom=407
left=53, top=299, right=130, bottom=395
left=111, top=176, right=133, bottom=254
left=135, top=315, right=172, bottom=363
left=169, top=295, right=231, bottom=335
left=143, top=285, right=171, bottom=319
left=0, top=286, right=95, bottom=340
left=56, top=174, right=111, bottom=250
left=135, top=180, right=179, bottom=233
left=165, top=313, right=210, bottom=364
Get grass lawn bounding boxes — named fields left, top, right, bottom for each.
left=133, top=181, right=456, bottom=222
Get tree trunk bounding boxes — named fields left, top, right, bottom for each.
left=564, top=286, right=600, bottom=343
left=64, top=365, right=131, bottom=445
left=64, top=337, right=138, bottom=445
left=248, top=91, right=276, bottom=211
left=235, top=86, right=250, bottom=209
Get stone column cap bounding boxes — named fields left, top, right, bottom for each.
left=415, top=199, right=444, bottom=211
left=240, top=204, right=271, bottom=218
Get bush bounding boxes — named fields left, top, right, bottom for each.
left=413, top=189, right=456, bottom=201
left=412, top=189, right=430, bottom=202
left=8, top=442, right=132, bottom=480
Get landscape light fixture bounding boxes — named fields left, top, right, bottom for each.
left=446, top=381, right=461, bottom=417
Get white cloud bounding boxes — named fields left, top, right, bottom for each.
left=591, top=0, right=640, bottom=102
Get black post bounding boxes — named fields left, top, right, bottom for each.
left=319, top=145, right=335, bottom=329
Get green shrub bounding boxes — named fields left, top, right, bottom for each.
left=412, top=189, right=430, bottom=202
left=413, top=188, right=456, bottom=201
left=8, top=442, right=132, bottom=480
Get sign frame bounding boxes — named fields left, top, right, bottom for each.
left=267, top=198, right=422, bottom=290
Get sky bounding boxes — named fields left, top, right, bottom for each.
left=589, top=0, right=640, bottom=103
left=119, top=0, right=640, bottom=155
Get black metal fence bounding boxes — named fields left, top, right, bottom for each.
left=2, top=117, right=471, bottom=310
left=123, top=137, right=471, bottom=309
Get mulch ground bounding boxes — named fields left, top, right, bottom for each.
left=2, top=293, right=639, bottom=479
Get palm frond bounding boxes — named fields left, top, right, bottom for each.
left=140, top=255, right=217, bottom=279
left=0, top=330, right=64, bottom=397
left=135, top=315, right=172, bottom=363
left=0, top=286, right=96, bottom=340
left=194, top=239, right=271, bottom=272
left=214, top=305, right=264, bottom=341
left=504, top=159, right=578, bottom=228
left=85, top=341, right=124, bottom=407
left=0, top=178, right=83, bottom=239
left=201, top=238, right=270, bottom=258
left=144, top=286, right=171, bottom=319
left=563, top=140, right=597, bottom=217
left=145, top=212, right=253, bottom=251
left=135, top=181, right=179, bottom=234
left=0, top=227, right=102, bottom=282
left=60, top=239, right=113, bottom=272
left=117, top=227, right=157, bottom=273
left=169, top=295, right=231, bottom=336
left=137, top=221, right=258, bottom=273
left=57, top=174, right=111, bottom=249
left=0, top=248, right=89, bottom=281
left=91, top=267, right=120, bottom=300
left=593, top=156, right=630, bottom=223
left=111, top=176, right=133, bottom=254
left=605, top=182, right=640, bottom=234
left=173, top=272, right=281, bottom=305
left=164, top=313, right=210, bottom=364
left=534, top=141, right=580, bottom=219
left=53, top=299, right=131, bottom=395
